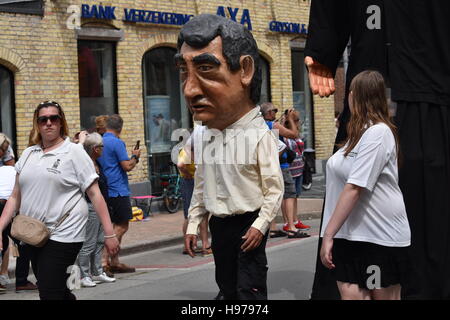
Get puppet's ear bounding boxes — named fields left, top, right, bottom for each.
left=239, top=55, right=255, bottom=87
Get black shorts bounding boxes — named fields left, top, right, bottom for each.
left=332, top=238, right=410, bottom=290
left=107, top=196, right=133, bottom=224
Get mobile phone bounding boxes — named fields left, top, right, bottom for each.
left=134, top=140, right=140, bottom=150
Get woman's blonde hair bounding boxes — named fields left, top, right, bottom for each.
left=0, top=132, right=11, bottom=148
left=339, top=70, right=399, bottom=159
left=95, top=115, right=108, bottom=133
left=28, top=101, right=69, bottom=146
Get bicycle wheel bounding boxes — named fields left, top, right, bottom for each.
left=164, top=185, right=181, bottom=213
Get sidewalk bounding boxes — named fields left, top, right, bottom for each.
left=5, top=174, right=325, bottom=279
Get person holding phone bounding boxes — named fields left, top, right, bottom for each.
left=97, top=114, right=141, bottom=274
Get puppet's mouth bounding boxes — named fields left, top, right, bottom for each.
left=191, top=104, right=208, bottom=111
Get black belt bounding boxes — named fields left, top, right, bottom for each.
left=0, top=199, right=7, bottom=204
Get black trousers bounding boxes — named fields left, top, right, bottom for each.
left=209, top=210, right=269, bottom=300
left=1, top=201, right=38, bottom=287
left=0, top=202, right=10, bottom=256
left=13, top=240, right=36, bottom=287
left=26, top=240, right=82, bottom=300
left=395, top=102, right=450, bottom=299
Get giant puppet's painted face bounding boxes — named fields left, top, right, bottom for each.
left=178, top=36, right=254, bottom=130
left=176, top=14, right=259, bottom=131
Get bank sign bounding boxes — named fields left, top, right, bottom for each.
left=77, top=4, right=308, bottom=35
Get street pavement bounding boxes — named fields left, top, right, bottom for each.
left=0, top=174, right=325, bottom=299
left=0, top=219, right=321, bottom=300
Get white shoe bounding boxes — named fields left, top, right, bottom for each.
left=0, top=275, right=10, bottom=286
left=92, top=272, right=116, bottom=283
left=81, top=277, right=97, bottom=287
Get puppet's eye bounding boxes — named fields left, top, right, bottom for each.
left=198, top=65, right=213, bottom=72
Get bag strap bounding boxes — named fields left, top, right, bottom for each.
left=49, top=194, right=82, bottom=235
left=19, top=148, right=35, bottom=172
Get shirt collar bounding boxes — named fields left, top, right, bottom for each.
left=103, top=132, right=116, bottom=138
left=32, top=137, right=72, bottom=155
left=222, top=107, right=262, bottom=144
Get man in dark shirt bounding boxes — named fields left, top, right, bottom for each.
left=305, top=0, right=450, bottom=299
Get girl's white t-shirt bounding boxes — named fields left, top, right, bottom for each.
left=321, top=123, right=411, bottom=247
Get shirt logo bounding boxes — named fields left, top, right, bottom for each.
left=47, top=159, right=62, bottom=174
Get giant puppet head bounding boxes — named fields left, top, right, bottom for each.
left=176, top=14, right=262, bottom=130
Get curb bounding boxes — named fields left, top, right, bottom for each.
left=121, top=211, right=323, bottom=257
left=6, top=211, right=323, bottom=280
left=120, top=235, right=184, bottom=256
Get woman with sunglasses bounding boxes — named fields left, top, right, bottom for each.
left=0, top=101, right=119, bottom=300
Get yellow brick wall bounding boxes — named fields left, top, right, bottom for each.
left=0, top=0, right=334, bottom=186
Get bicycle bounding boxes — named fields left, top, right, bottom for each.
left=159, top=163, right=182, bottom=213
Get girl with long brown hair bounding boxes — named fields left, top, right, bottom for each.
left=319, top=71, right=411, bottom=300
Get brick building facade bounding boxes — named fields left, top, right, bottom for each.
left=0, top=0, right=337, bottom=193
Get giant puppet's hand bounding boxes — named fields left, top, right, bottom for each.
left=305, top=56, right=335, bottom=97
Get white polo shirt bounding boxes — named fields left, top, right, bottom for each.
left=0, top=165, right=16, bottom=200
left=15, top=138, right=98, bottom=243
left=321, top=123, right=411, bottom=247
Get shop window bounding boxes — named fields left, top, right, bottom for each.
left=0, top=65, right=16, bottom=149
left=78, top=41, right=118, bottom=130
left=142, top=47, right=191, bottom=194
left=291, top=49, right=314, bottom=148
left=259, top=56, right=271, bottom=104
left=0, top=0, right=44, bottom=15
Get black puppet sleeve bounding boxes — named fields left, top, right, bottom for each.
left=304, top=0, right=351, bottom=76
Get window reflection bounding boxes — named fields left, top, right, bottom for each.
left=78, top=41, right=117, bottom=129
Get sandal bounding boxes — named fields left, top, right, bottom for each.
left=269, top=230, right=287, bottom=238
left=286, top=230, right=310, bottom=239
left=202, top=247, right=213, bottom=257
left=109, top=263, right=136, bottom=273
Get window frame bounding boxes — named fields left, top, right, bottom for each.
left=0, top=0, right=44, bottom=15
left=77, top=40, right=119, bottom=130
left=0, top=64, right=17, bottom=156
left=291, top=48, right=315, bottom=149
left=259, top=55, right=272, bottom=105
left=142, top=46, right=192, bottom=194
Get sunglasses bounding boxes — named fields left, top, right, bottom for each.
left=38, top=100, right=61, bottom=108
left=37, top=114, right=61, bottom=125
left=269, top=109, right=278, bottom=113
